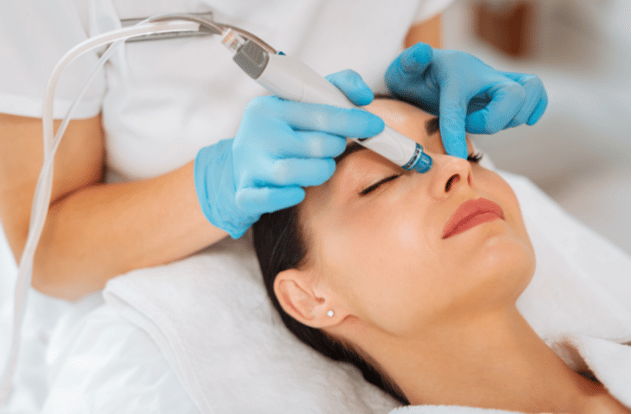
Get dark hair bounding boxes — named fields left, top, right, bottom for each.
left=252, top=197, right=409, bottom=404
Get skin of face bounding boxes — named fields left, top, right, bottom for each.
left=295, top=98, right=536, bottom=340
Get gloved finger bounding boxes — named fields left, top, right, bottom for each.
left=282, top=131, right=347, bottom=159
left=242, top=126, right=345, bottom=160
left=504, top=95, right=539, bottom=129
left=263, top=157, right=336, bottom=187
left=236, top=186, right=306, bottom=215
left=504, top=86, right=543, bottom=128
left=385, top=42, right=434, bottom=96
left=269, top=99, right=384, bottom=139
left=501, top=71, right=546, bottom=97
left=438, top=86, right=469, bottom=159
left=527, top=96, right=548, bottom=125
left=467, top=93, right=490, bottom=114
left=325, top=69, right=374, bottom=106
left=501, top=72, right=548, bottom=126
left=465, top=81, right=526, bottom=134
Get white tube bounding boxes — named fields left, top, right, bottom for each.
left=0, top=20, right=200, bottom=404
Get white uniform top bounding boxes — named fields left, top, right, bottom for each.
left=0, top=0, right=453, bottom=412
left=0, top=0, right=452, bottom=182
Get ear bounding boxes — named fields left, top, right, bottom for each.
left=274, top=268, right=346, bottom=328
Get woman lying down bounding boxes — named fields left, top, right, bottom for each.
left=252, top=97, right=630, bottom=413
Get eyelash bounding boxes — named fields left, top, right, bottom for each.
left=467, top=152, right=483, bottom=163
left=359, top=152, right=484, bottom=195
left=359, top=174, right=401, bottom=195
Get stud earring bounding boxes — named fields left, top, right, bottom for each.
left=327, top=310, right=334, bottom=318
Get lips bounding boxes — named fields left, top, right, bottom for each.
left=442, top=198, right=505, bottom=239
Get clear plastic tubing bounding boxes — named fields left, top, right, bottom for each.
left=0, top=19, right=200, bottom=404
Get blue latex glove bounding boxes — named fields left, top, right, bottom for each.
left=385, top=43, right=548, bottom=159
left=194, top=70, right=384, bottom=238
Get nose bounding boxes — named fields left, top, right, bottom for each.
left=428, top=155, right=473, bottom=199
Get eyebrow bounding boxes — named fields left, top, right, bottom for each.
left=334, top=141, right=366, bottom=164
left=426, top=117, right=440, bottom=136
left=334, top=116, right=440, bottom=165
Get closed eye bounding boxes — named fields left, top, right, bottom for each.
left=358, top=153, right=480, bottom=195
left=360, top=174, right=401, bottom=195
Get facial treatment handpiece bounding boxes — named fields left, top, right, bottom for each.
left=221, top=29, right=432, bottom=173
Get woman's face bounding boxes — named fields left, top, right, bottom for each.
left=299, top=98, right=536, bottom=338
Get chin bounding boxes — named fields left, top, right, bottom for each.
left=470, top=232, right=536, bottom=306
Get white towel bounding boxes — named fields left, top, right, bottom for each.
left=103, top=171, right=630, bottom=413
left=104, top=236, right=400, bottom=413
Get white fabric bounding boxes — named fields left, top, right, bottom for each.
left=101, top=235, right=400, bottom=413
left=548, top=334, right=631, bottom=407
left=0, top=0, right=436, bottom=181
left=413, top=0, right=455, bottom=24
left=37, top=171, right=624, bottom=413
left=509, top=171, right=630, bottom=341
left=0, top=0, right=105, bottom=119
left=40, top=305, right=199, bottom=414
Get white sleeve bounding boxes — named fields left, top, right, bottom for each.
left=40, top=305, right=200, bottom=414
left=413, top=0, right=456, bottom=24
left=0, top=0, right=105, bottom=119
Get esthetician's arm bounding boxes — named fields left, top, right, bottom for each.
left=0, top=73, right=380, bottom=301
left=405, top=12, right=443, bottom=49
left=0, top=114, right=227, bottom=300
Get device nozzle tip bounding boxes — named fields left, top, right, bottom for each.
left=412, top=152, right=432, bottom=173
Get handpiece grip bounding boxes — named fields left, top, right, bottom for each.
left=256, top=53, right=420, bottom=168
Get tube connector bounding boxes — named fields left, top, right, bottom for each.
left=223, top=31, right=270, bottom=80
left=221, top=28, right=246, bottom=54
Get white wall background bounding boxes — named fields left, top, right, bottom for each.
left=443, top=0, right=631, bottom=254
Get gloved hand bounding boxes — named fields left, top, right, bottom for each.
left=194, top=70, right=384, bottom=238
left=385, top=42, right=548, bottom=159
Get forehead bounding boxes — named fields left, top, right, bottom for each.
left=363, top=98, right=438, bottom=145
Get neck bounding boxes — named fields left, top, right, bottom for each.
left=357, top=307, right=615, bottom=413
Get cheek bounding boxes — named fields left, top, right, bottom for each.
left=318, top=199, right=451, bottom=333
left=465, top=169, right=537, bottom=295
left=484, top=171, right=533, bottom=248
left=321, top=205, right=412, bottom=282
left=333, top=196, right=434, bottom=268
left=392, top=220, right=424, bottom=256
